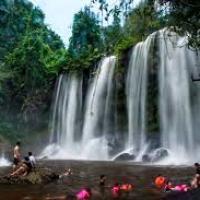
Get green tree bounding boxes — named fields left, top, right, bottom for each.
left=0, top=0, right=66, bottom=132
left=103, top=14, right=124, bottom=54
left=92, top=0, right=200, bottom=49
left=1, top=28, right=66, bottom=108
left=159, top=0, right=200, bottom=49
left=67, top=6, right=103, bottom=71
left=0, top=0, right=45, bottom=60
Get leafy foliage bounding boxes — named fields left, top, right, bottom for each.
left=0, top=0, right=66, bottom=137
left=0, top=0, right=45, bottom=60
left=98, top=1, right=165, bottom=60
left=66, top=7, right=104, bottom=71
left=0, top=0, right=199, bottom=142
left=91, top=0, right=200, bottom=49
left=158, top=0, right=200, bottom=49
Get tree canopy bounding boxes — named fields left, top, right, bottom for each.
left=0, top=0, right=66, bottom=129
left=0, top=0, right=199, bottom=141
left=65, top=7, right=104, bottom=71
left=159, top=0, right=200, bottom=49
left=91, top=0, right=200, bottom=49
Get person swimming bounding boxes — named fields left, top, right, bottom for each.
left=154, top=174, right=166, bottom=189
left=59, top=168, right=73, bottom=179
left=164, top=181, right=174, bottom=192
left=99, top=174, right=106, bottom=187
left=76, top=188, right=91, bottom=200
left=120, top=183, right=134, bottom=192
left=45, top=188, right=91, bottom=200
left=164, top=180, right=190, bottom=192
left=112, top=183, right=121, bottom=198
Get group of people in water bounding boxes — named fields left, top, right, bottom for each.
left=11, top=141, right=36, bottom=177
left=45, top=163, right=200, bottom=200
left=7, top=141, right=200, bottom=199
left=45, top=173, right=134, bottom=200
left=155, top=163, right=200, bottom=192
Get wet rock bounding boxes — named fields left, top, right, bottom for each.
left=114, top=153, right=135, bottom=161
left=0, top=168, right=59, bottom=185
left=142, top=154, right=151, bottom=162
left=151, top=148, right=169, bottom=162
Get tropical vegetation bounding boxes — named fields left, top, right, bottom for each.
left=0, top=0, right=199, bottom=142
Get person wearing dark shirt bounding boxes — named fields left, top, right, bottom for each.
left=194, top=163, right=200, bottom=174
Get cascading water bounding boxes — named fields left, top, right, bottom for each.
left=41, top=29, right=200, bottom=164
left=40, top=73, right=83, bottom=159
left=126, top=33, right=155, bottom=160
left=116, top=30, right=200, bottom=164
left=158, top=30, right=199, bottom=164
left=0, top=148, right=11, bottom=167
left=0, top=154, right=11, bottom=167
left=41, top=56, right=116, bottom=160
left=81, top=56, right=116, bottom=160
left=0, top=145, right=11, bottom=167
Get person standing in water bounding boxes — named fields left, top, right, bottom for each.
left=99, top=174, right=106, bottom=187
left=13, top=141, right=21, bottom=171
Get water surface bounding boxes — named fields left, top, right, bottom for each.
left=0, top=160, right=194, bottom=200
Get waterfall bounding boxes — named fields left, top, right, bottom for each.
left=122, top=30, right=200, bottom=164
left=0, top=145, right=11, bottom=167
left=126, top=33, right=155, bottom=159
left=158, top=30, right=199, bottom=164
left=81, top=56, right=116, bottom=160
left=41, top=56, right=116, bottom=160
left=41, top=73, right=83, bottom=159
left=0, top=155, right=11, bottom=167
left=41, top=29, right=200, bottom=164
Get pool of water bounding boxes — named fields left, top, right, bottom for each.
left=0, top=160, right=194, bottom=200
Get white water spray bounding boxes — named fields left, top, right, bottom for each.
left=158, top=30, right=198, bottom=164
left=81, top=56, right=116, bottom=160
left=126, top=33, right=155, bottom=157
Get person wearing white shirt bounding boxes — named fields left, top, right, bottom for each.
left=28, top=152, right=36, bottom=168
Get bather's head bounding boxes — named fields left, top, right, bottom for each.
left=100, top=174, right=106, bottom=180
left=194, top=163, right=200, bottom=167
left=16, top=141, right=21, bottom=146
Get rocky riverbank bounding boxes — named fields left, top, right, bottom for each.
left=0, top=168, right=59, bottom=185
